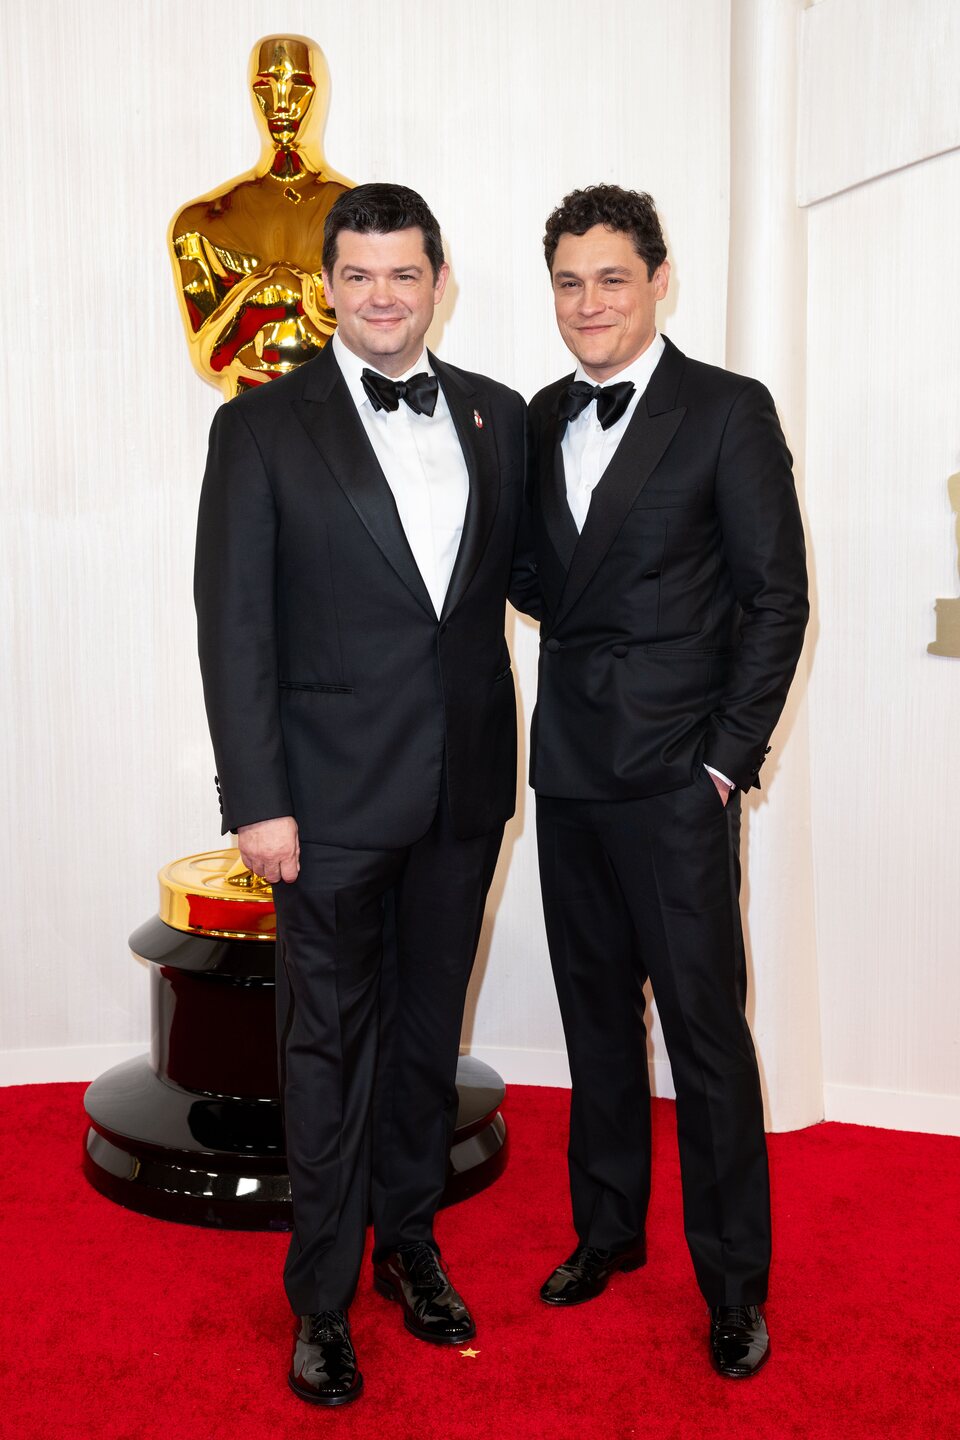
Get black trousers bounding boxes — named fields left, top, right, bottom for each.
left=536, top=768, right=771, bottom=1306
left=272, top=776, right=503, bottom=1315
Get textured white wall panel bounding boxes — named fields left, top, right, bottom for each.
left=798, top=0, right=960, bottom=205
left=805, top=149, right=960, bottom=1106
left=0, top=1, right=731, bottom=1083
left=726, top=0, right=822, bottom=1131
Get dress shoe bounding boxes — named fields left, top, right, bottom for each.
left=539, top=1237, right=647, bottom=1306
left=373, top=1242, right=476, bottom=1344
left=709, top=1304, right=770, bottom=1378
left=288, top=1310, right=363, bottom=1406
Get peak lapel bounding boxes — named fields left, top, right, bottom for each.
left=433, top=357, right=500, bottom=621
left=291, top=346, right=434, bottom=617
left=554, top=351, right=686, bottom=627
left=537, top=393, right=580, bottom=575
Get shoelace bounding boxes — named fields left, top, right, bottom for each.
left=307, top=1310, right=348, bottom=1344
left=400, top=1243, right=447, bottom=1290
left=575, top=1246, right=612, bottom=1268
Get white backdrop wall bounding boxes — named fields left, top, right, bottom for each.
left=800, top=22, right=960, bottom=1128
left=0, top=0, right=732, bottom=1089
left=799, top=0, right=960, bottom=1135
left=724, top=0, right=822, bottom=1132
left=805, top=153, right=960, bottom=1133
left=2, top=1, right=957, bottom=1139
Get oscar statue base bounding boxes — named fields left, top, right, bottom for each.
left=82, top=853, right=507, bottom=1229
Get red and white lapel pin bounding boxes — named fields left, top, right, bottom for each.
left=473, top=409, right=484, bottom=429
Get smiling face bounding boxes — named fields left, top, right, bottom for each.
left=551, top=225, right=669, bottom=381
left=322, top=228, right=449, bottom=376
left=251, top=38, right=316, bottom=147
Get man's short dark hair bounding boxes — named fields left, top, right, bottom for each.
left=322, top=182, right=445, bottom=280
left=543, top=185, right=667, bottom=278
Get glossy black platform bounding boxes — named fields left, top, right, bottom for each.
left=83, top=915, right=507, bottom=1228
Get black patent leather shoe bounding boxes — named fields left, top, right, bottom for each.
left=709, top=1304, right=770, bottom=1378
left=288, top=1310, right=363, bottom=1406
left=373, top=1242, right=476, bottom=1344
left=539, top=1237, right=647, bottom=1306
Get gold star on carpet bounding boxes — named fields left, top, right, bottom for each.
left=459, top=1347, right=480, bottom=1358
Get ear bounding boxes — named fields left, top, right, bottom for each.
left=653, top=260, right=670, bottom=300
left=321, top=267, right=335, bottom=305
left=433, top=261, right=451, bottom=305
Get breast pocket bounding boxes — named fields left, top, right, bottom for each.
left=631, top=478, right=702, bottom=510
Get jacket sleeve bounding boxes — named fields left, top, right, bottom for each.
left=194, top=401, right=293, bottom=834
left=703, top=380, right=810, bottom=789
left=508, top=412, right=542, bottom=620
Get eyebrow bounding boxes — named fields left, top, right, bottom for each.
left=341, top=263, right=424, bottom=272
left=554, top=265, right=633, bottom=279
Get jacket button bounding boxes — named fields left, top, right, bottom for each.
left=642, top=569, right=661, bottom=579
left=439, top=622, right=448, bottom=635
left=612, top=645, right=628, bottom=658
left=545, top=638, right=561, bottom=653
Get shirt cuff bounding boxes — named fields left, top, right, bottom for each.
left=704, top=764, right=735, bottom=790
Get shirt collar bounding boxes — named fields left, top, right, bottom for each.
left=332, top=331, right=434, bottom=410
left=571, top=330, right=665, bottom=393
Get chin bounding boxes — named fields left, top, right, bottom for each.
left=364, top=336, right=403, bottom=354
left=575, top=348, right=613, bottom=371
left=363, top=330, right=405, bottom=351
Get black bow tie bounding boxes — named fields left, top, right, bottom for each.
left=558, top=379, right=635, bottom=431
left=361, top=367, right=439, bottom=417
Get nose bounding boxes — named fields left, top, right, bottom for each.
left=368, top=276, right=398, bottom=308
left=578, top=283, right=605, bottom=316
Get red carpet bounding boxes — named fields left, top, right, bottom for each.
left=1, top=1083, right=958, bottom=1439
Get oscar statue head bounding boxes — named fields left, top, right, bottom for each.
left=248, top=35, right=329, bottom=156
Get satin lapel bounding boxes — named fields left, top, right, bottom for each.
left=291, top=346, right=434, bottom=616
left=433, top=357, right=500, bottom=621
left=537, top=397, right=580, bottom=575
left=554, top=394, right=685, bottom=627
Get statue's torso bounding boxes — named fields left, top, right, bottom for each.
left=171, top=168, right=350, bottom=394
left=174, top=171, right=348, bottom=274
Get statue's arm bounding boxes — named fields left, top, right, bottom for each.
left=172, top=229, right=265, bottom=333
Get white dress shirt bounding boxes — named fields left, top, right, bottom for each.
left=332, top=332, right=470, bottom=617
left=561, top=332, right=665, bottom=533
left=559, top=333, right=734, bottom=793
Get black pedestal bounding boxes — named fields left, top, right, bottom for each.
left=83, top=916, right=506, bottom=1228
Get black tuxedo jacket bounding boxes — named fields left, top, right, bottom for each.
left=521, top=336, right=809, bottom=798
left=195, top=343, right=527, bottom=846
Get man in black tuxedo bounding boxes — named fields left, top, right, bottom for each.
left=195, top=184, right=529, bottom=1406
left=517, top=186, right=808, bottom=1377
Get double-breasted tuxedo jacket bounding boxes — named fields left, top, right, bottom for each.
left=523, top=334, right=809, bottom=800
left=195, top=341, right=527, bottom=847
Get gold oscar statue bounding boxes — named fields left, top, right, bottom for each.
left=166, top=34, right=353, bottom=903
left=168, top=34, right=353, bottom=399
left=82, top=47, right=505, bottom=1225
left=928, top=471, right=960, bottom=658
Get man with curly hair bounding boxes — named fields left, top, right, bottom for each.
left=514, top=184, right=808, bottom=1377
